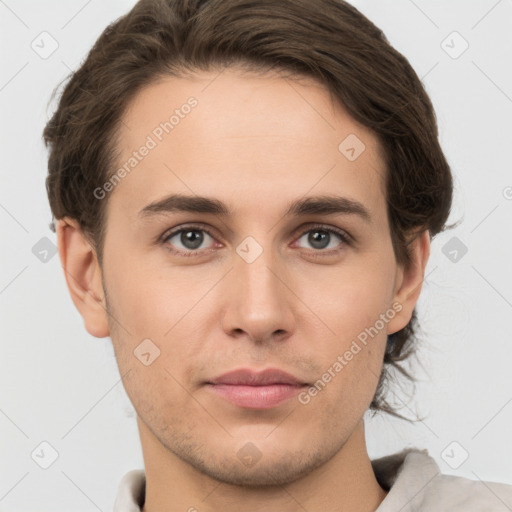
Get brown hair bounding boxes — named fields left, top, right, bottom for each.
left=43, top=0, right=454, bottom=420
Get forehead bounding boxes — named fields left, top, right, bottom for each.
left=107, top=67, right=387, bottom=226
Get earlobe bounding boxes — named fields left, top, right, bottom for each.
left=56, top=217, right=110, bottom=338
left=387, top=230, right=431, bottom=336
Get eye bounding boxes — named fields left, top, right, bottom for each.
left=294, top=224, right=352, bottom=253
left=162, top=225, right=217, bottom=257
left=161, top=223, right=352, bottom=258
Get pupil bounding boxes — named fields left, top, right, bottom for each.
left=178, top=230, right=330, bottom=251
left=182, top=230, right=203, bottom=249
left=309, top=230, right=329, bottom=249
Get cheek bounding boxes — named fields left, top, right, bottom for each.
left=296, top=257, right=394, bottom=397
left=119, top=358, right=202, bottom=433
left=105, top=263, right=215, bottom=380
left=308, top=259, right=396, bottom=339
left=303, top=321, right=388, bottom=423
left=105, top=254, right=183, bottom=334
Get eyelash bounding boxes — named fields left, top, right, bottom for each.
left=160, top=223, right=353, bottom=258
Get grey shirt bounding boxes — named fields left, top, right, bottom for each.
left=113, top=448, right=512, bottom=511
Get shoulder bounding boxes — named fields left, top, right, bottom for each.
left=113, top=469, right=146, bottom=512
left=424, top=471, right=512, bottom=510
left=373, top=448, right=512, bottom=511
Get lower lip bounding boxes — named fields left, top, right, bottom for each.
left=206, top=383, right=306, bottom=409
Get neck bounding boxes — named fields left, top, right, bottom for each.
left=139, top=417, right=388, bottom=512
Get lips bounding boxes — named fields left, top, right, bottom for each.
left=208, top=368, right=307, bottom=386
left=205, top=368, right=308, bottom=409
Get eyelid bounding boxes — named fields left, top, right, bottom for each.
left=291, top=222, right=353, bottom=245
left=160, top=222, right=217, bottom=242
left=160, top=222, right=220, bottom=256
left=160, top=222, right=353, bottom=256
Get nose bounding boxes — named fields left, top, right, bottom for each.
left=220, top=241, right=295, bottom=345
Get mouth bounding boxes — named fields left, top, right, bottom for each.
left=205, top=368, right=309, bottom=409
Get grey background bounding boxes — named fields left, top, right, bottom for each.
left=1, top=0, right=511, bottom=510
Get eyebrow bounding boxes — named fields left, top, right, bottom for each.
left=138, top=193, right=372, bottom=224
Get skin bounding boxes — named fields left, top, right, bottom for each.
left=57, top=66, right=430, bottom=512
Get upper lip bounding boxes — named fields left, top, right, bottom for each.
left=208, top=368, right=307, bottom=386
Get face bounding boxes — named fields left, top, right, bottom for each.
left=93, top=67, right=414, bottom=486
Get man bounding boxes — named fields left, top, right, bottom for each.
left=43, top=0, right=512, bottom=510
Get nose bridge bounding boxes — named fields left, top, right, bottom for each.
left=235, top=233, right=283, bottom=306
left=221, top=233, right=294, bottom=342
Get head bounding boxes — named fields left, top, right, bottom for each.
left=45, top=0, right=453, bottom=487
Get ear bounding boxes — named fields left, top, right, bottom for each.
left=56, top=217, right=110, bottom=338
left=387, top=230, right=431, bottom=335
